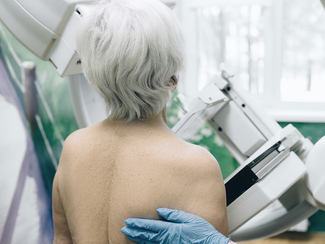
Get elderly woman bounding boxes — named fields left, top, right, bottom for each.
left=52, top=0, right=228, bottom=243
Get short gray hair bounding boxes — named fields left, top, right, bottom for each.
left=76, top=0, right=185, bottom=121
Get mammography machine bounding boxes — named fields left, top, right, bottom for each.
left=0, top=0, right=325, bottom=242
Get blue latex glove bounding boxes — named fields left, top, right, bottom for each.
left=121, top=208, right=232, bottom=244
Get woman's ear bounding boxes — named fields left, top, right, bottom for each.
left=171, top=76, right=178, bottom=85
left=170, top=76, right=178, bottom=92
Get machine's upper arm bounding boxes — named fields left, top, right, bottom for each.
left=52, top=169, right=73, bottom=244
left=175, top=145, right=229, bottom=236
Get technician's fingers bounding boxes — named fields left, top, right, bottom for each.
left=125, top=235, right=157, bottom=244
left=157, top=208, right=195, bottom=223
left=125, top=218, right=169, bottom=232
left=121, top=226, right=160, bottom=242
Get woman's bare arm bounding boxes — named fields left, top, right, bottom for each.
left=52, top=162, right=73, bottom=243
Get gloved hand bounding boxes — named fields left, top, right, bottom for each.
left=121, top=208, right=232, bottom=244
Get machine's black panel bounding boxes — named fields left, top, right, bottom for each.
left=248, top=141, right=282, bottom=169
left=225, top=166, right=258, bottom=206
left=225, top=141, right=285, bottom=206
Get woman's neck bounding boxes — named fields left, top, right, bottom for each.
left=104, top=110, right=169, bottom=130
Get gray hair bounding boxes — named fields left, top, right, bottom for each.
left=76, top=0, right=185, bottom=121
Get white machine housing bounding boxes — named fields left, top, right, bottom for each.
left=0, top=0, right=175, bottom=76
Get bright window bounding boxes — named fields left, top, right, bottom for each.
left=178, top=0, right=325, bottom=122
left=281, top=0, right=325, bottom=103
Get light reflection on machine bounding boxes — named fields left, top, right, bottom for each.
left=1, top=0, right=325, bottom=242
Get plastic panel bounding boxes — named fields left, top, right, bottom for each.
left=211, top=101, right=266, bottom=156
left=0, top=0, right=56, bottom=59
left=228, top=152, right=307, bottom=234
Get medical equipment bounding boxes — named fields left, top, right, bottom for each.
left=1, top=0, right=325, bottom=242
left=173, top=70, right=325, bottom=241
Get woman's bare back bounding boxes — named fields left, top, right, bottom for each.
left=52, top=117, right=228, bottom=243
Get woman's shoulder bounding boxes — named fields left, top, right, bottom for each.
left=165, top=138, right=222, bottom=179
left=177, top=139, right=219, bottom=165
left=62, top=122, right=105, bottom=152
left=59, top=126, right=103, bottom=167
left=62, top=128, right=90, bottom=153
